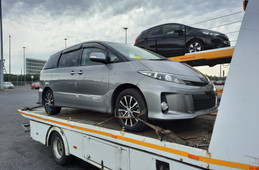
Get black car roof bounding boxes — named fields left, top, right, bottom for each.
left=142, top=23, right=190, bottom=32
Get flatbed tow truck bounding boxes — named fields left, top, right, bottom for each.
left=19, top=0, right=259, bottom=169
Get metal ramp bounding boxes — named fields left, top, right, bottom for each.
left=169, top=46, right=234, bottom=67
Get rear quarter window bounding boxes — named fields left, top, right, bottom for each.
left=44, top=52, right=61, bottom=69
left=138, top=30, right=148, bottom=39
left=147, top=26, right=162, bottom=37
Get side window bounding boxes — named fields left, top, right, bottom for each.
left=81, top=48, right=105, bottom=66
left=147, top=26, right=162, bottom=37
left=109, top=51, right=122, bottom=63
left=163, top=24, right=181, bottom=35
left=58, top=50, right=80, bottom=68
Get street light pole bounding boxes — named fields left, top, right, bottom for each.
left=9, top=35, right=11, bottom=80
left=64, top=38, right=67, bottom=48
left=220, top=64, right=222, bottom=78
left=0, top=0, right=4, bottom=90
left=23, top=47, right=26, bottom=85
left=123, top=27, right=128, bottom=44
left=20, top=68, right=22, bottom=85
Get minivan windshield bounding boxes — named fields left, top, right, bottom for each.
left=107, top=42, right=168, bottom=61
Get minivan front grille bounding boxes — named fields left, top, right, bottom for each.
left=193, top=93, right=216, bottom=111
left=184, top=80, right=208, bottom=86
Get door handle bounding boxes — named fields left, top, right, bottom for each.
left=70, top=71, right=75, bottom=75
left=78, top=70, right=83, bottom=75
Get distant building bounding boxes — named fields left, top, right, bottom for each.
left=26, top=58, right=46, bottom=75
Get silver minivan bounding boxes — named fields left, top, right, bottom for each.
left=39, top=41, right=217, bottom=131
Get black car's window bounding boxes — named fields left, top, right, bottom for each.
left=107, top=42, right=167, bottom=60
left=81, top=48, right=105, bottom=66
left=163, top=24, right=182, bottom=35
left=138, top=30, right=148, bottom=39
left=58, top=50, right=80, bottom=68
left=44, top=52, right=61, bottom=69
left=147, top=26, right=162, bottom=37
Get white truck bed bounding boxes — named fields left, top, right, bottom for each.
left=20, top=106, right=215, bottom=148
left=19, top=107, right=241, bottom=170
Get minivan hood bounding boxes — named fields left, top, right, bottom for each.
left=138, top=60, right=209, bottom=83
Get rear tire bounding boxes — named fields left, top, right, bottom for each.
left=51, top=132, right=70, bottom=165
left=43, top=90, right=61, bottom=115
left=115, top=88, right=148, bottom=132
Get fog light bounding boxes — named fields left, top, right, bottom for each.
left=161, top=102, right=169, bottom=111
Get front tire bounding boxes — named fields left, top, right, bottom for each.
left=51, top=132, right=70, bottom=165
left=187, top=40, right=203, bottom=53
left=115, top=88, right=148, bottom=132
left=43, top=90, right=61, bottom=115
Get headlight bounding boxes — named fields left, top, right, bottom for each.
left=138, top=71, right=185, bottom=84
left=212, top=83, right=217, bottom=93
left=210, top=32, right=220, bottom=36
left=202, top=31, right=210, bottom=35
left=202, top=31, right=220, bottom=36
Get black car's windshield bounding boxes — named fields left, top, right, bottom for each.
left=107, top=42, right=168, bottom=60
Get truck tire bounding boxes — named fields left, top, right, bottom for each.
left=43, top=90, right=61, bottom=115
left=115, top=88, right=148, bottom=132
left=51, top=132, right=70, bottom=165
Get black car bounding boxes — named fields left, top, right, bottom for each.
left=134, top=23, right=230, bottom=58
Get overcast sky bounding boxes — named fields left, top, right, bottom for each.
left=2, top=0, right=244, bottom=76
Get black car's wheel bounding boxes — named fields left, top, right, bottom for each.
left=187, top=40, right=203, bottom=53
left=43, top=90, right=61, bottom=115
left=115, top=88, right=148, bottom=132
left=51, top=132, right=70, bottom=165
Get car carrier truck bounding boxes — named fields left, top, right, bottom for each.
left=19, top=0, right=259, bottom=169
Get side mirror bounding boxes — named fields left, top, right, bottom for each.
left=90, top=52, right=108, bottom=63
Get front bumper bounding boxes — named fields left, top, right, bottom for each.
left=203, top=35, right=230, bottom=50
left=138, top=76, right=217, bottom=120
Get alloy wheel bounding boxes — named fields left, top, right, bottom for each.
left=44, top=92, right=54, bottom=111
left=118, top=95, right=140, bottom=127
left=189, top=42, right=202, bottom=53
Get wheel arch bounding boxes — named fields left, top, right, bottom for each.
left=46, top=127, right=70, bottom=156
left=186, top=38, right=204, bottom=47
left=111, top=83, right=146, bottom=114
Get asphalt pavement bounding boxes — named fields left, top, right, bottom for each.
left=0, top=86, right=98, bottom=170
